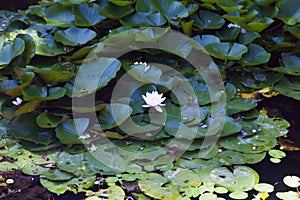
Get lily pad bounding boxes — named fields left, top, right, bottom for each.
left=240, top=44, right=271, bottom=66
left=276, top=0, right=300, bottom=25
left=54, top=27, right=96, bottom=46
left=198, top=166, right=259, bottom=192
left=150, top=0, right=188, bottom=25
left=283, top=176, right=300, bottom=188
left=55, top=118, right=89, bottom=144
left=44, top=5, right=75, bottom=27
left=191, top=10, right=225, bottom=29
left=73, top=3, right=106, bottom=26
left=0, top=38, right=25, bottom=68
left=138, top=173, right=180, bottom=199
left=10, top=113, right=55, bottom=145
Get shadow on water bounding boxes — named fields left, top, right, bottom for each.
left=250, top=95, right=300, bottom=198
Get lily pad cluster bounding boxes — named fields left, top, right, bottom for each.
left=0, top=0, right=296, bottom=199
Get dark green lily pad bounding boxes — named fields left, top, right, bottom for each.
left=191, top=10, right=225, bottom=29
left=73, top=3, right=106, bottom=26
left=0, top=38, right=25, bottom=68
left=10, top=113, right=55, bottom=145
left=240, top=44, right=271, bottom=66
left=120, top=12, right=167, bottom=27
left=55, top=118, right=89, bottom=144
left=44, top=5, right=75, bottom=27
left=276, top=0, right=300, bottom=25
left=150, top=0, right=188, bottom=25
left=54, top=27, right=96, bottom=46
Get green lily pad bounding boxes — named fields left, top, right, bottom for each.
left=120, top=12, right=167, bottom=27
left=85, top=185, right=126, bottom=200
left=55, top=118, right=89, bottom=144
left=35, top=37, right=70, bottom=56
left=216, top=0, right=243, bottom=12
left=0, top=38, right=25, bottom=68
left=273, top=53, right=300, bottom=76
left=199, top=166, right=259, bottom=192
left=0, top=72, right=34, bottom=96
left=99, top=4, right=134, bottom=19
left=150, top=0, right=188, bottom=25
left=272, top=76, right=300, bottom=100
left=11, top=34, right=36, bottom=69
left=283, top=176, right=300, bottom=188
left=276, top=0, right=300, bottom=25
left=44, top=5, right=75, bottom=27
left=97, top=103, right=132, bottom=130
left=73, top=3, right=106, bottom=26
left=240, top=44, right=271, bottom=66
left=36, top=112, right=62, bottom=128
left=253, top=183, right=274, bottom=193
left=73, top=58, right=121, bottom=97
left=54, top=27, right=96, bottom=46
left=229, top=191, right=248, bottom=199
left=191, top=10, right=225, bottom=29
left=164, top=168, right=202, bottom=191
left=138, top=173, right=180, bottom=199
left=109, top=0, right=135, bottom=6
left=205, top=42, right=248, bottom=60
left=276, top=191, right=300, bottom=200
left=227, top=98, right=257, bottom=115
left=10, top=113, right=55, bottom=145
left=22, top=85, right=66, bottom=101
left=268, top=149, right=286, bottom=159
left=219, top=132, right=277, bottom=153
left=217, top=150, right=266, bottom=165
left=40, top=175, right=96, bottom=194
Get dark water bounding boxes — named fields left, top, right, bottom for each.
left=251, top=95, right=300, bottom=198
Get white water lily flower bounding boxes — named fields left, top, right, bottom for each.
left=142, top=91, right=166, bottom=112
left=133, top=61, right=151, bottom=72
left=12, top=97, right=23, bottom=106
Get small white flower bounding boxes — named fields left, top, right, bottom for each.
left=142, top=91, right=166, bottom=112
left=12, top=97, right=23, bottom=106
left=78, top=134, right=91, bottom=140
left=133, top=61, right=151, bottom=72
left=88, top=143, right=97, bottom=152
left=227, top=23, right=240, bottom=28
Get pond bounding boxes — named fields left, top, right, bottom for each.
left=1, top=95, right=299, bottom=199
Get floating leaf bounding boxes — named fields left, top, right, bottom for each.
left=138, top=173, right=180, bottom=199
left=54, top=27, right=96, bottom=46
left=283, top=176, right=300, bottom=188
left=191, top=10, right=225, bottom=29
left=150, top=0, right=188, bottom=25
left=254, top=183, right=274, bottom=193
left=120, top=12, right=167, bottom=27
left=0, top=38, right=25, bottom=68
left=229, top=191, right=248, bottom=199
left=203, top=166, right=259, bottom=192
left=276, top=191, right=300, bottom=200
left=276, top=0, right=300, bottom=25
left=10, top=113, right=55, bottom=145
left=35, top=38, right=70, bottom=56
left=73, top=58, right=121, bottom=97
left=240, top=44, right=271, bottom=66
left=40, top=175, right=96, bottom=194
left=44, top=5, right=75, bottom=27
left=55, top=118, right=89, bottom=144
left=98, top=103, right=133, bottom=129
left=99, top=4, right=134, bottom=19
left=73, top=3, right=105, bottom=26
left=268, top=149, right=286, bottom=159
left=205, top=42, right=248, bottom=60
